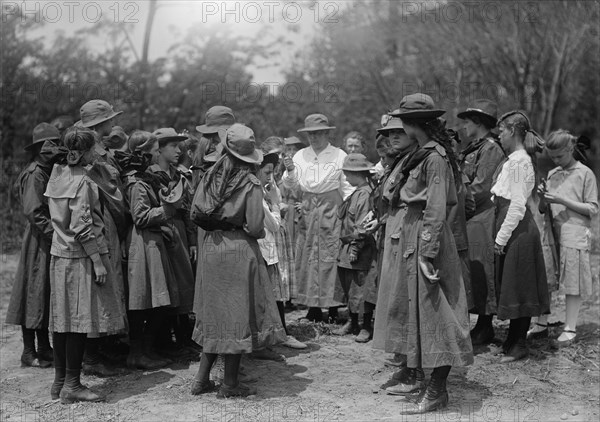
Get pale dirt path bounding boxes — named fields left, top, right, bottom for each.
left=1, top=254, right=598, bottom=422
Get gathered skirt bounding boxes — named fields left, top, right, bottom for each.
left=192, top=229, right=286, bottom=354
left=295, top=190, right=343, bottom=307
left=494, top=198, right=550, bottom=319
left=50, top=254, right=128, bottom=335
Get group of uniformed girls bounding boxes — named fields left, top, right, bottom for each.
left=6, top=93, right=597, bottom=413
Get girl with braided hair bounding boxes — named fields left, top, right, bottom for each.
left=377, top=94, right=473, bottom=415
left=491, top=110, right=549, bottom=362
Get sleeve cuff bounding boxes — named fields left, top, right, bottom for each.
left=419, top=222, right=443, bottom=258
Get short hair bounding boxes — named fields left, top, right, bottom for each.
left=260, top=136, right=284, bottom=154
left=343, top=131, right=366, bottom=149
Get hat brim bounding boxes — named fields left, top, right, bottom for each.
left=457, top=110, right=497, bottom=126
left=196, top=124, right=232, bottom=134
left=297, top=126, right=336, bottom=132
left=284, top=139, right=305, bottom=146
left=342, top=166, right=374, bottom=172
left=377, top=124, right=405, bottom=135
left=79, top=110, right=123, bottom=128
left=24, top=137, right=59, bottom=150
left=220, top=136, right=263, bottom=164
left=158, top=135, right=188, bottom=146
left=390, top=110, right=445, bottom=119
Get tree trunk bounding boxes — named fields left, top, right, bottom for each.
left=137, top=0, right=158, bottom=128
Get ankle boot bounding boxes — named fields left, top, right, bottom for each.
left=50, top=367, right=66, bottom=400
left=355, top=312, right=373, bottom=343
left=36, top=329, right=54, bottom=362
left=471, top=315, right=494, bottom=345
left=127, top=339, right=168, bottom=370
left=333, top=313, right=359, bottom=336
left=385, top=368, right=425, bottom=395
left=60, top=369, right=105, bottom=404
left=399, top=376, right=449, bottom=414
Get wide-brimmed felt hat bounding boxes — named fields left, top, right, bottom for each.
left=103, top=126, right=128, bottom=149
left=26, top=123, right=61, bottom=150
left=284, top=136, right=305, bottom=146
left=342, top=153, right=374, bottom=172
left=297, top=114, right=336, bottom=132
left=377, top=116, right=405, bottom=135
left=196, top=106, right=236, bottom=134
left=389, top=94, right=445, bottom=119
left=153, top=128, right=188, bottom=146
left=159, top=175, right=185, bottom=204
left=75, top=99, right=122, bottom=128
left=457, top=99, right=498, bottom=127
left=221, top=123, right=263, bottom=164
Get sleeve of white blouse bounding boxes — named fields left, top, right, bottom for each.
left=495, top=160, right=530, bottom=246
left=282, top=152, right=301, bottom=190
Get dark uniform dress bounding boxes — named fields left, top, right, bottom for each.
left=459, top=135, right=505, bottom=315
left=379, top=142, right=473, bottom=368
left=191, top=171, right=286, bottom=353
left=372, top=152, right=411, bottom=351
left=147, top=164, right=195, bottom=313
left=123, top=172, right=179, bottom=310
left=5, top=152, right=54, bottom=329
left=334, top=184, right=376, bottom=313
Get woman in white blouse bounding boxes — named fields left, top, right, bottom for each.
left=283, top=114, right=354, bottom=323
left=491, top=110, right=549, bottom=363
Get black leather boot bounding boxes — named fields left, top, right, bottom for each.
left=399, top=375, right=449, bottom=414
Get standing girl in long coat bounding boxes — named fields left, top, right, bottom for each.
left=45, top=127, right=127, bottom=403
left=6, top=123, right=62, bottom=368
left=457, top=100, right=505, bottom=344
left=491, top=111, right=549, bottom=362
left=120, top=130, right=176, bottom=370
left=381, top=94, right=473, bottom=414
left=370, top=116, right=418, bottom=371
left=190, top=124, right=286, bottom=398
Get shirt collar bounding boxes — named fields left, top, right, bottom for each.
left=508, top=149, right=529, bottom=160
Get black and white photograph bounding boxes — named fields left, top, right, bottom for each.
left=0, top=0, right=599, bottom=420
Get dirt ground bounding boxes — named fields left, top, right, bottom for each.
left=0, top=253, right=598, bottom=422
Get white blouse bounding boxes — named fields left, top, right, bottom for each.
left=490, top=149, right=535, bottom=246
left=282, top=144, right=354, bottom=199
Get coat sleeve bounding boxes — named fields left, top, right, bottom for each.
left=129, top=182, right=170, bottom=229
left=22, top=168, right=53, bottom=241
left=420, top=154, right=450, bottom=259
left=70, top=180, right=101, bottom=257
left=245, top=185, right=266, bottom=239
left=469, top=143, right=505, bottom=209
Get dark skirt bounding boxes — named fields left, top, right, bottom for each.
left=467, top=206, right=497, bottom=314
left=169, top=218, right=195, bottom=313
left=192, top=229, right=286, bottom=354
left=5, top=224, right=51, bottom=329
left=374, top=206, right=473, bottom=368
left=494, top=198, right=550, bottom=319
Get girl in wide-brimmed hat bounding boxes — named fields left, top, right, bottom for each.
left=457, top=99, right=506, bottom=345
left=491, top=110, right=549, bottom=362
left=332, top=154, right=377, bottom=342
left=190, top=124, right=286, bottom=398
left=45, top=127, right=128, bottom=403
left=6, top=123, right=63, bottom=369
left=375, top=94, right=473, bottom=414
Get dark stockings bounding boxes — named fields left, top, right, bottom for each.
left=276, top=301, right=288, bottom=335
left=223, top=354, right=242, bottom=387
